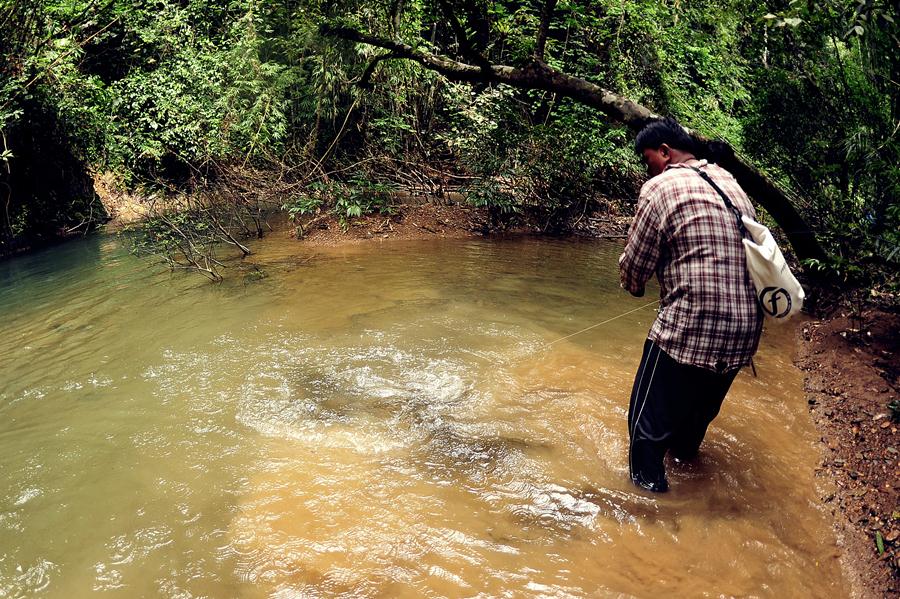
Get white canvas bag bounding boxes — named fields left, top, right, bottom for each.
left=739, top=214, right=805, bottom=320
left=692, top=167, right=804, bottom=321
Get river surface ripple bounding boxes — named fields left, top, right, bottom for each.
left=0, top=234, right=845, bottom=597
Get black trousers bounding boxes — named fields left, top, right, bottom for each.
left=628, top=339, right=739, bottom=487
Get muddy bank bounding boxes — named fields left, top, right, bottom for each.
left=286, top=203, right=491, bottom=245
left=93, top=172, right=153, bottom=227
left=798, top=309, right=900, bottom=597
left=282, top=200, right=632, bottom=246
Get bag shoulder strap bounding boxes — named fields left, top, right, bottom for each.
left=688, top=166, right=748, bottom=238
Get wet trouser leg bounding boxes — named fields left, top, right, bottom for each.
left=627, top=339, right=740, bottom=491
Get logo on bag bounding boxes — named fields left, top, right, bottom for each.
left=760, top=287, right=792, bottom=318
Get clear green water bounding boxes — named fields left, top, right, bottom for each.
left=0, top=233, right=845, bottom=597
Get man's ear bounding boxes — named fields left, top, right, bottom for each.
left=658, top=143, right=671, bottom=159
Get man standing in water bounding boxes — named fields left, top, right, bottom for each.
left=618, top=118, right=763, bottom=492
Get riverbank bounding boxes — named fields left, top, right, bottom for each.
left=798, top=308, right=900, bottom=597
left=286, top=203, right=491, bottom=245
left=278, top=200, right=632, bottom=245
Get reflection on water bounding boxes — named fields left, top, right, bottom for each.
left=0, top=234, right=845, bottom=597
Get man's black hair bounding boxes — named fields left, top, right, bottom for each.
left=634, top=118, right=698, bottom=155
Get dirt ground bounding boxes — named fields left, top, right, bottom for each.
left=798, top=309, right=900, bottom=597
left=93, top=172, right=154, bottom=226
left=288, top=201, right=635, bottom=245
left=289, top=203, right=492, bottom=244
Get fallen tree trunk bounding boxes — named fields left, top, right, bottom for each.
left=321, top=24, right=826, bottom=263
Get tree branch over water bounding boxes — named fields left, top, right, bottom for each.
left=320, top=23, right=826, bottom=263
left=320, top=24, right=655, bottom=125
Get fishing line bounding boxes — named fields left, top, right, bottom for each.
left=541, top=299, right=659, bottom=349
left=534, top=298, right=758, bottom=377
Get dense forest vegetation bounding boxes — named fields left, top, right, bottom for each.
left=1, top=0, right=897, bottom=289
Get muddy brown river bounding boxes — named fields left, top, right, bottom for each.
left=0, top=234, right=846, bottom=597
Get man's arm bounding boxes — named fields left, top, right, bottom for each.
left=619, top=189, right=662, bottom=297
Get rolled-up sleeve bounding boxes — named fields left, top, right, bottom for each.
left=619, top=189, right=662, bottom=296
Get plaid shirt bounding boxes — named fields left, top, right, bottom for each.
left=619, top=160, right=763, bottom=372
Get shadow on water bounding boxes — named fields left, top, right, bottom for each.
left=0, top=233, right=103, bottom=303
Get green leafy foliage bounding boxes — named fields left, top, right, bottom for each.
left=443, top=83, right=642, bottom=226
left=283, top=194, right=324, bottom=221
left=282, top=177, right=395, bottom=234
left=0, top=0, right=896, bottom=295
